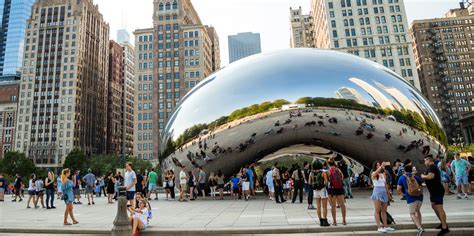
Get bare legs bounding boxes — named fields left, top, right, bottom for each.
left=373, top=200, right=388, bottom=229
left=316, top=198, right=328, bottom=220
left=63, top=202, right=78, bottom=225
left=330, top=195, right=346, bottom=226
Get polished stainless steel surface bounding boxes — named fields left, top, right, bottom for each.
left=160, top=49, right=446, bottom=176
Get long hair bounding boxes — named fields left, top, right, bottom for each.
left=371, top=161, right=383, bottom=180
left=440, top=159, right=448, bottom=172
left=61, top=168, right=70, bottom=184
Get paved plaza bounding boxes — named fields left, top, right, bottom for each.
left=0, top=189, right=473, bottom=235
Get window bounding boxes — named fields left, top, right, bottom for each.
left=331, top=20, right=336, bottom=28
left=334, top=40, right=339, bottom=48
left=332, top=30, right=338, bottom=38
left=329, top=2, right=334, bottom=8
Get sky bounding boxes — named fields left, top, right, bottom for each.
left=94, top=0, right=461, bottom=66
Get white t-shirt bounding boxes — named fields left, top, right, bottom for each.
left=124, top=170, right=137, bottom=192
left=179, top=170, right=187, bottom=185
left=134, top=208, right=149, bottom=226
left=28, top=179, right=35, bottom=191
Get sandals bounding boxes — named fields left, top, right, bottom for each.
left=64, top=222, right=72, bottom=225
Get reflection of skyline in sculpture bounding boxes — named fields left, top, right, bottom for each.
left=336, top=87, right=371, bottom=106
left=375, top=82, right=423, bottom=117
left=349, top=77, right=395, bottom=110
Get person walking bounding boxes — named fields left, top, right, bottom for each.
left=106, top=172, right=116, bottom=204
left=124, top=162, right=138, bottom=208
left=26, top=174, right=36, bottom=208
left=82, top=169, right=96, bottom=205
left=309, top=160, right=330, bottom=227
left=12, top=174, right=23, bottom=202
left=370, top=161, right=395, bottom=233
left=291, top=165, right=304, bottom=203
left=216, top=170, right=225, bottom=200
left=397, top=165, right=424, bottom=236
left=272, top=162, right=286, bottom=203
left=45, top=171, right=56, bottom=209
left=61, top=168, right=78, bottom=225
left=327, top=159, right=346, bottom=226
left=421, top=156, right=449, bottom=236
left=198, top=167, right=207, bottom=199
left=451, top=153, right=471, bottom=199
left=72, top=170, right=82, bottom=204
left=179, top=166, right=188, bottom=202
left=147, top=168, right=158, bottom=200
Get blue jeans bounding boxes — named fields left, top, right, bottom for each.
left=343, top=178, right=352, bottom=197
left=46, top=189, right=54, bottom=208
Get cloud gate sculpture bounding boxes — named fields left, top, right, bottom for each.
left=160, top=49, right=447, bottom=177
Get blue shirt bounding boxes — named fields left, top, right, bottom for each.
left=451, top=159, right=470, bottom=177
left=231, top=177, right=240, bottom=188
left=61, top=180, right=74, bottom=203
left=73, top=175, right=80, bottom=190
left=397, top=174, right=423, bottom=204
left=247, top=169, right=253, bottom=183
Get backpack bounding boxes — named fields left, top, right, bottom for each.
left=405, top=174, right=422, bottom=197
left=312, top=171, right=325, bottom=190
left=329, top=167, right=343, bottom=189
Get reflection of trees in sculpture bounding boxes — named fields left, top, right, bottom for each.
left=160, top=97, right=447, bottom=162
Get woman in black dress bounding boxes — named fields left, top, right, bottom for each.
left=106, top=172, right=115, bottom=204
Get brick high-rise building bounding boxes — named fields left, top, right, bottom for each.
left=310, top=0, right=420, bottom=89
left=107, top=40, right=124, bottom=155
left=15, top=0, right=109, bottom=167
left=0, top=81, right=19, bottom=159
left=290, top=7, right=315, bottom=48
left=410, top=6, right=474, bottom=139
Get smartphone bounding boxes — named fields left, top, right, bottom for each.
left=383, top=162, right=391, bottom=166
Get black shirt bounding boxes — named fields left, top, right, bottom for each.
left=340, top=164, right=349, bottom=179
left=424, top=164, right=444, bottom=196
left=14, top=177, right=22, bottom=188
left=45, top=177, right=54, bottom=190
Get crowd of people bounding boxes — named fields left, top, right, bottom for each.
left=0, top=153, right=472, bottom=236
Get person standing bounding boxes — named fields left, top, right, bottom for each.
left=82, top=169, right=96, bottom=205
left=135, top=171, right=144, bottom=199
left=26, top=174, right=36, bottom=208
left=309, top=160, right=330, bottom=227
left=208, top=172, right=217, bottom=200
left=0, top=174, right=5, bottom=202
left=12, top=174, right=23, bottom=202
left=188, top=171, right=196, bottom=200
left=168, top=170, right=176, bottom=200
left=61, top=168, right=78, bottom=225
left=272, top=162, right=285, bottom=203
left=99, top=176, right=106, bottom=197
left=124, top=162, right=138, bottom=208
left=421, top=156, right=449, bottom=236
left=198, top=167, right=207, bottom=199
left=56, top=174, right=62, bottom=200
left=106, top=172, right=115, bottom=204
left=451, top=153, right=471, bottom=199
left=370, top=161, right=394, bottom=233
left=303, top=162, right=315, bottom=210
left=265, top=168, right=274, bottom=200
left=45, top=171, right=56, bottom=209
left=397, top=165, right=424, bottom=236
left=438, top=160, right=452, bottom=195
left=34, top=176, right=45, bottom=208
left=327, top=159, right=346, bottom=226
left=241, top=168, right=250, bottom=201
left=216, top=170, right=225, bottom=200
left=291, top=165, right=304, bottom=203
left=179, top=166, right=188, bottom=202
left=72, top=170, right=82, bottom=204
left=147, top=168, right=158, bottom=200
left=340, top=160, right=353, bottom=199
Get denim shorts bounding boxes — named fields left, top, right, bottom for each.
left=455, top=175, right=469, bottom=185
left=126, top=191, right=135, bottom=200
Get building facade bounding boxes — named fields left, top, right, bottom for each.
left=290, top=7, right=315, bottom=48
left=121, top=41, right=135, bottom=156
left=310, top=0, right=420, bottom=89
left=117, top=29, right=131, bottom=44
left=133, top=28, right=154, bottom=160
left=228, top=32, right=261, bottom=63
left=107, top=40, right=124, bottom=154
left=0, top=81, right=19, bottom=159
left=0, top=0, right=36, bottom=81
left=15, top=0, right=109, bottom=167
left=410, top=6, right=474, bottom=139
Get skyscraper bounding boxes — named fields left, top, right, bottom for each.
left=310, top=0, right=420, bottom=90
left=149, top=0, right=220, bottom=160
left=228, top=32, right=262, bottom=63
left=121, top=41, right=135, bottom=156
left=117, top=29, right=131, bottom=44
left=290, top=7, right=315, bottom=48
left=15, top=0, right=109, bottom=167
left=410, top=6, right=474, bottom=139
left=107, top=40, right=124, bottom=155
left=0, top=0, right=36, bottom=81
left=0, top=80, right=19, bottom=159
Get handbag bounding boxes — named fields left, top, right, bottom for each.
left=61, top=194, right=68, bottom=201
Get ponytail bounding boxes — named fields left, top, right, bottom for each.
left=61, top=168, right=70, bottom=184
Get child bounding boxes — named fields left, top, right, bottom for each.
left=230, top=174, right=241, bottom=200
left=95, top=180, right=101, bottom=198
left=128, top=199, right=149, bottom=236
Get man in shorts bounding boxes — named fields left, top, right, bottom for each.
left=124, top=162, right=137, bottom=208
left=451, top=153, right=471, bottom=199
left=179, top=166, right=188, bottom=202
left=147, top=168, right=158, bottom=200
left=241, top=168, right=250, bottom=201
left=73, top=170, right=82, bottom=204
left=397, top=165, right=424, bottom=236
left=82, top=169, right=96, bottom=205
left=198, top=167, right=207, bottom=199
left=421, top=156, right=449, bottom=236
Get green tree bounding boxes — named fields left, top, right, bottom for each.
left=63, top=149, right=89, bottom=173
left=127, top=156, right=153, bottom=173
left=0, top=151, right=40, bottom=179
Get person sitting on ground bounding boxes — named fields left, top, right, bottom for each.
left=128, top=199, right=150, bottom=236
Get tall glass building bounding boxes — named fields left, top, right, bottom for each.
left=0, top=0, right=35, bottom=81
left=228, top=32, right=261, bottom=63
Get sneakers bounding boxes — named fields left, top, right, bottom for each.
left=377, top=227, right=387, bottom=233
left=417, top=228, right=425, bottom=236
left=438, top=228, right=450, bottom=236
left=307, top=205, right=316, bottom=210
left=463, top=194, right=469, bottom=200
left=456, top=194, right=462, bottom=199
left=384, top=227, right=395, bottom=231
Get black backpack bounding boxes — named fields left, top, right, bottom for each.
left=312, top=171, right=325, bottom=190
